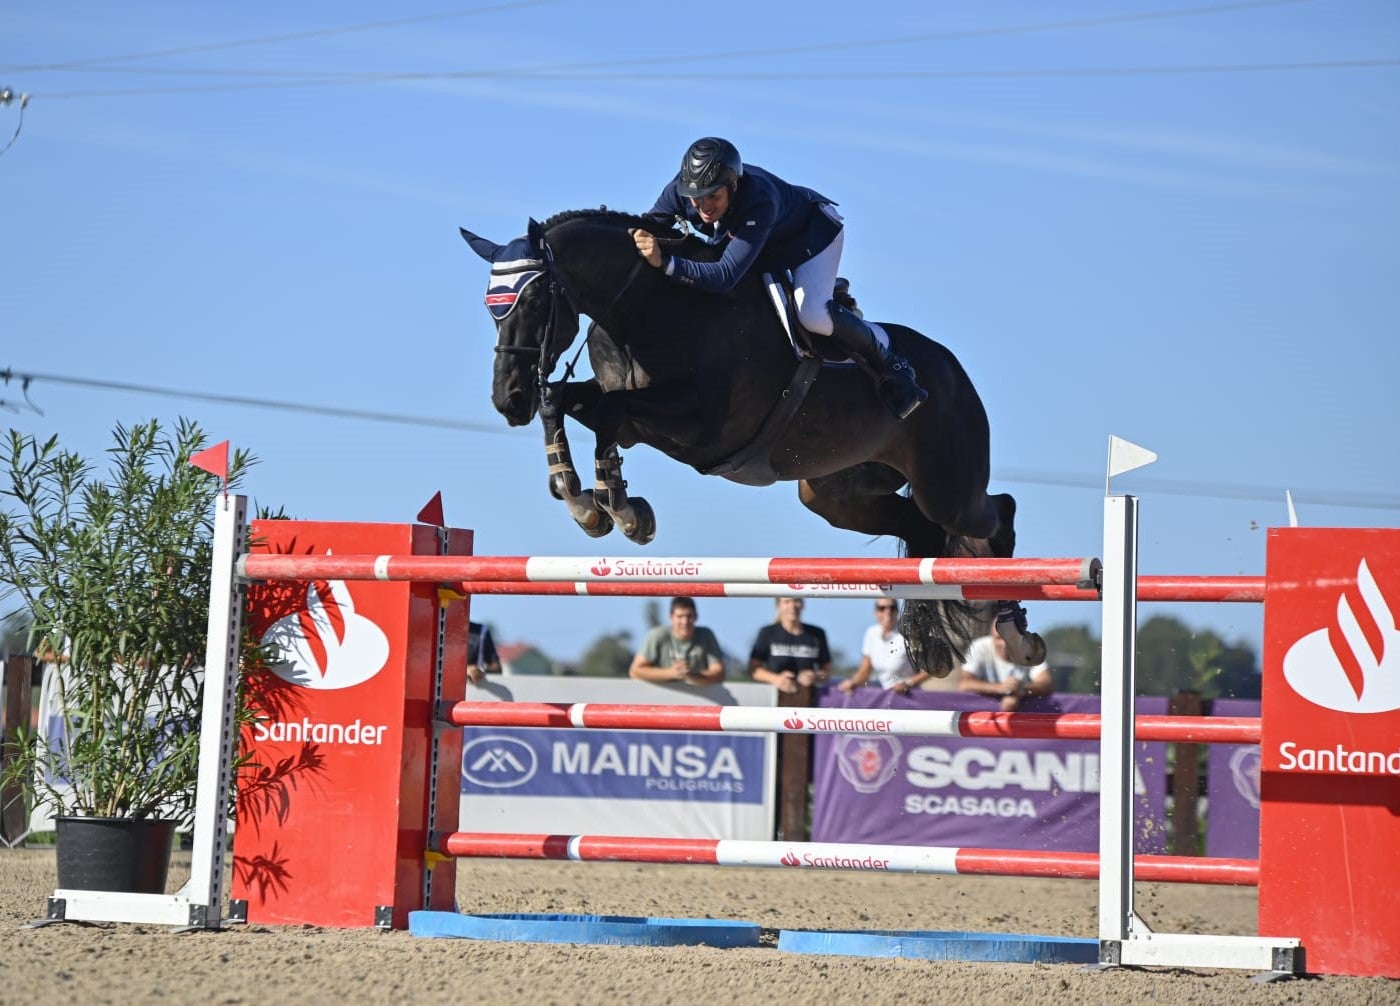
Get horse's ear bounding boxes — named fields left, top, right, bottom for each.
left=527, top=217, right=545, bottom=249
left=460, top=227, right=502, bottom=262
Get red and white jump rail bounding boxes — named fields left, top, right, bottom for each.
left=237, top=553, right=1100, bottom=588
left=445, top=701, right=1262, bottom=745
left=438, top=575, right=1265, bottom=603
left=443, top=833, right=1259, bottom=887
left=445, top=839, right=1260, bottom=884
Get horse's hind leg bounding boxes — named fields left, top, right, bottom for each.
left=913, top=485, right=1046, bottom=667
left=800, top=466, right=981, bottom=679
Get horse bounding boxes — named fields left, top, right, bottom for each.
left=459, top=208, right=1045, bottom=676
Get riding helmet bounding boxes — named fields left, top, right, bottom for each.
left=678, top=137, right=743, bottom=199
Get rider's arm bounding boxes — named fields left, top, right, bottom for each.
left=663, top=191, right=778, bottom=294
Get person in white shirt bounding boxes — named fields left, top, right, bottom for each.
left=838, top=599, right=929, bottom=696
left=959, top=626, right=1054, bottom=711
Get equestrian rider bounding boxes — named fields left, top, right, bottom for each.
left=631, top=137, right=927, bottom=420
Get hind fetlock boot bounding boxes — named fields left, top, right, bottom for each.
left=825, top=300, right=928, bottom=420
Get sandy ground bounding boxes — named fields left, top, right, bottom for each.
left=1, top=848, right=1396, bottom=1005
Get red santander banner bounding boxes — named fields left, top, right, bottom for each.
left=1259, top=528, right=1400, bottom=978
left=232, top=521, right=468, bottom=929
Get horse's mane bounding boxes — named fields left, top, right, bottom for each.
left=540, top=207, right=677, bottom=238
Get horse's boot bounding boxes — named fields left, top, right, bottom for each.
left=825, top=300, right=928, bottom=420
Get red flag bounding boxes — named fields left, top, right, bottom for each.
left=189, top=441, right=230, bottom=482
left=416, top=491, right=445, bottom=526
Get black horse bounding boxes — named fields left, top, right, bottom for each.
left=460, top=209, right=1044, bottom=676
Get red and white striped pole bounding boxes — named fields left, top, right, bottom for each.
left=239, top=553, right=1100, bottom=588
left=445, top=701, right=1261, bottom=744
left=442, top=833, right=1258, bottom=887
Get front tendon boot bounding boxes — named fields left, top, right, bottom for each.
left=825, top=300, right=927, bottom=420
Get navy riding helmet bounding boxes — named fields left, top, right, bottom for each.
left=678, top=137, right=743, bottom=199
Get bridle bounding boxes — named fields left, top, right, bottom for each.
left=493, top=227, right=649, bottom=390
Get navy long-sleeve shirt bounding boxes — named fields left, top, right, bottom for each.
left=648, top=163, right=837, bottom=293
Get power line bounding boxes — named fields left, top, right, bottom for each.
left=5, top=0, right=1313, bottom=77
left=1, top=0, right=561, bottom=73
left=0, top=368, right=515, bottom=436
left=4, top=368, right=1397, bottom=512
left=31, top=57, right=1398, bottom=101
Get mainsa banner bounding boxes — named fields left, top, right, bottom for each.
left=811, top=689, right=1168, bottom=852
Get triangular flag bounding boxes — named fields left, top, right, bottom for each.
left=1106, top=435, right=1157, bottom=479
left=189, top=441, right=230, bottom=482
left=417, top=491, right=445, bottom=527
left=1286, top=489, right=1299, bottom=528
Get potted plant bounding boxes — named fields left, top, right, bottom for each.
left=0, top=418, right=255, bottom=892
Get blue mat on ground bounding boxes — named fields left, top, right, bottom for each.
left=409, top=911, right=761, bottom=948
left=778, top=928, right=1100, bottom=964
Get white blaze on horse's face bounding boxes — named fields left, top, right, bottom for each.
left=460, top=225, right=556, bottom=427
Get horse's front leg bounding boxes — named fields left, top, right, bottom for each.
left=540, top=381, right=614, bottom=539
left=592, top=443, right=656, bottom=545
left=583, top=384, right=703, bottom=547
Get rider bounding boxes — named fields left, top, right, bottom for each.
left=632, top=137, right=927, bottom=420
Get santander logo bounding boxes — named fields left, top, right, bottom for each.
left=1283, top=558, right=1400, bottom=714
left=261, top=563, right=390, bottom=691
left=780, top=851, right=800, bottom=867
left=590, top=559, right=612, bottom=576
left=783, top=716, right=804, bottom=730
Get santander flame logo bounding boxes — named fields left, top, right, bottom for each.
left=1282, top=559, right=1400, bottom=714
left=590, top=559, right=612, bottom=576
left=261, top=565, right=391, bottom=691
left=780, top=851, right=801, bottom=867
left=783, top=716, right=805, bottom=730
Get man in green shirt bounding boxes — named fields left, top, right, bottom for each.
left=629, top=596, right=726, bottom=686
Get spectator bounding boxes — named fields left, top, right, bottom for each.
left=959, top=626, right=1054, bottom=711
left=748, top=597, right=831, bottom=695
left=629, top=596, right=725, bottom=686
left=467, top=620, right=501, bottom=685
left=839, top=599, right=929, bottom=696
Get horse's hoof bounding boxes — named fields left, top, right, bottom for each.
left=622, top=497, right=656, bottom=546
left=1008, top=632, right=1047, bottom=667
left=574, top=490, right=615, bottom=538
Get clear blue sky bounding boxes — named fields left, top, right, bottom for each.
left=4, top=1, right=1397, bottom=669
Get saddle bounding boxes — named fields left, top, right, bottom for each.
left=764, top=273, right=892, bottom=363
left=700, top=274, right=887, bottom=486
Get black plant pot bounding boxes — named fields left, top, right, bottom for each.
left=54, top=816, right=177, bottom=893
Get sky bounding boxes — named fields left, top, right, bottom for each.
left=3, top=0, right=1398, bottom=671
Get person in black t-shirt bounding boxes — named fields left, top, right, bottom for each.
left=747, top=597, right=831, bottom=695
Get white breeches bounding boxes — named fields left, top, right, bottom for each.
left=791, top=206, right=844, bottom=336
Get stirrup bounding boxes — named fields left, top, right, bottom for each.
left=878, top=364, right=928, bottom=421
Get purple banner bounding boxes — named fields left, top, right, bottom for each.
left=1205, top=698, right=1261, bottom=858
left=462, top=727, right=765, bottom=804
left=812, top=690, right=1168, bottom=852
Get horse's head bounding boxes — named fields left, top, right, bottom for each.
left=460, top=218, right=580, bottom=427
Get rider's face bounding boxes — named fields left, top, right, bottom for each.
left=689, top=185, right=731, bottom=224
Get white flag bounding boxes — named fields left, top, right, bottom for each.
left=1286, top=489, right=1300, bottom=528
left=1106, top=435, right=1157, bottom=478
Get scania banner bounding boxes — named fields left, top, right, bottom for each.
left=461, top=677, right=776, bottom=839
left=811, top=690, right=1168, bottom=852
left=1259, top=528, right=1400, bottom=978
left=1205, top=698, right=1261, bottom=859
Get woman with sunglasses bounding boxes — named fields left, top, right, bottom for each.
left=838, top=599, right=928, bottom=696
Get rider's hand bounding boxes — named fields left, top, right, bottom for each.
left=631, top=228, right=663, bottom=269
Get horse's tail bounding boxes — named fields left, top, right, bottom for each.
left=898, top=533, right=993, bottom=678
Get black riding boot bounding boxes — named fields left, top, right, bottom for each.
left=825, top=300, right=928, bottom=420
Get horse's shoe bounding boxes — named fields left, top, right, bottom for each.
left=995, top=601, right=1048, bottom=667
